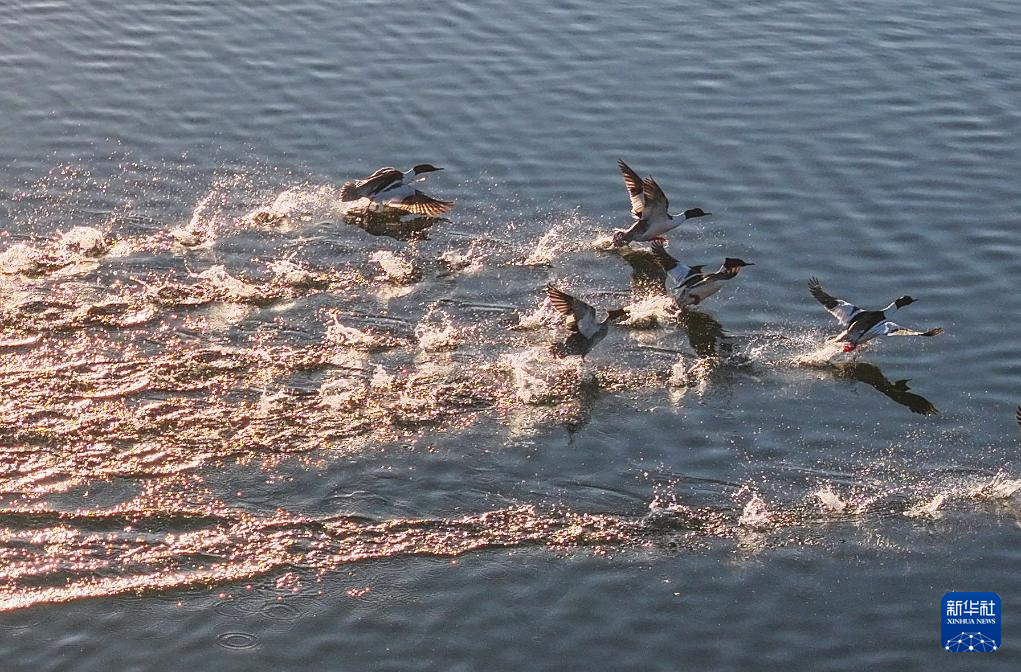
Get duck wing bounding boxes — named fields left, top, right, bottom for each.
left=546, top=284, right=601, bottom=338
left=880, top=323, right=944, bottom=338
left=386, top=191, right=454, bottom=217
left=808, top=277, right=861, bottom=325
left=617, top=160, right=646, bottom=218
left=641, top=177, right=670, bottom=222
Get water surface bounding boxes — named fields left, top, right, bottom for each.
left=2, top=1, right=1020, bottom=669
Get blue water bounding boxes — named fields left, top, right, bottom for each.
left=1, top=1, right=1020, bottom=669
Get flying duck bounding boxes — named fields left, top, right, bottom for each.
left=612, top=159, right=710, bottom=246
left=340, top=164, right=453, bottom=217
left=650, top=244, right=752, bottom=308
left=649, top=241, right=707, bottom=293
left=808, top=277, right=943, bottom=352
left=546, top=284, right=629, bottom=358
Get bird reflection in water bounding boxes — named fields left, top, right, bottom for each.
left=826, top=361, right=937, bottom=415
left=342, top=209, right=444, bottom=242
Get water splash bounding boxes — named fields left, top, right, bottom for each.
left=369, top=250, right=419, bottom=285
left=415, top=304, right=462, bottom=352
left=195, top=265, right=263, bottom=302
left=57, top=226, right=109, bottom=258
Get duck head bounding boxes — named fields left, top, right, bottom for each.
left=894, top=295, right=916, bottom=309
left=412, top=164, right=443, bottom=175
left=723, top=258, right=753, bottom=269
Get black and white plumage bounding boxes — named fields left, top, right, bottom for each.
left=808, top=277, right=943, bottom=351
left=339, top=164, right=453, bottom=217
left=666, top=256, right=753, bottom=308
left=546, top=284, right=628, bottom=358
left=649, top=241, right=706, bottom=292
left=611, top=160, right=710, bottom=246
left=1016, top=405, right=1020, bottom=430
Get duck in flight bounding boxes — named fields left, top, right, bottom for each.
left=650, top=242, right=752, bottom=308
left=340, top=164, right=453, bottom=217
left=808, top=277, right=943, bottom=352
left=546, top=284, right=629, bottom=358
left=612, top=160, right=710, bottom=246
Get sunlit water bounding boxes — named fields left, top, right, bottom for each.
left=2, top=1, right=1021, bottom=669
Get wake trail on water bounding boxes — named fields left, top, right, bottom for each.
left=0, top=168, right=1014, bottom=612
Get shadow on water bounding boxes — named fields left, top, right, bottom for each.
left=342, top=210, right=444, bottom=241
left=679, top=310, right=732, bottom=360
left=619, top=247, right=667, bottom=300
left=826, top=361, right=938, bottom=416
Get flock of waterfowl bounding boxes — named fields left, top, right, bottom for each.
left=340, top=159, right=945, bottom=359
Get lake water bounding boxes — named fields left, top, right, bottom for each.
left=2, top=0, right=1020, bottom=668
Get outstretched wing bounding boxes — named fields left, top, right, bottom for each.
left=808, top=277, right=861, bottom=325
left=386, top=191, right=454, bottom=217
left=881, top=323, right=943, bottom=337
left=617, top=160, right=645, bottom=217
left=546, top=284, right=599, bottom=337
left=650, top=241, right=700, bottom=288
left=642, top=177, right=669, bottom=220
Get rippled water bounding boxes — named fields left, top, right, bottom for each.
left=2, top=0, right=1021, bottom=669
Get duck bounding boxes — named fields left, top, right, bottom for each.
left=649, top=241, right=707, bottom=293
left=339, top=164, right=453, bottom=217
left=652, top=249, right=752, bottom=308
left=612, top=159, right=710, bottom=246
left=808, top=277, right=943, bottom=352
left=678, top=258, right=753, bottom=307
left=546, top=284, right=629, bottom=358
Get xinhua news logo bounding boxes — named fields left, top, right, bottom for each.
left=942, top=592, right=1000, bottom=652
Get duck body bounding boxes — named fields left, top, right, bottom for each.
left=545, top=284, right=628, bottom=358
left=649, top=242, right=752, bottom=308
left=340, top=164, right=453, bottom=217
left=612, top=160, right=709, bottom=246
left=808, top=277, right=942, bottom=351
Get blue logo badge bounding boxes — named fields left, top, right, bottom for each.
left=942, top=592, right=1000, bottom=652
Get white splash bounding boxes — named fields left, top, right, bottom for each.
left=57, top=226, right=108, bottom=257
left=738, top=492, right=773, bottom=529
left=172, top=190, right=218, bottom=248
left=415, top=305, right=460, bottom=352
left=253, top=184, right=341, bottom=228
left=195, top=265, right=261, bottom=301
left=513, top=301, right=559, bottom=331
left=668, top=355, right=715, bottom=398
left=968, top=471, right=1021, bottom=501
left=522, top=218, right=580, bottom=266
left=904, top=492, right=946, bottom=519
left=326, top=316, right=378, bottom=350
left=813, top=486, right=848, bottom=514
left=501, top=347, right=583, bottom=404
left=370, top=250, right=418, bottom=284
left=622, top=295, right=676, bottom=330
left=269, top=259, right=314, bottom=287
left=369, top=364, right=393, bottom=389
left=0, top=244, right=42, bottom=275
left=438, top=248, right=484, bottom=275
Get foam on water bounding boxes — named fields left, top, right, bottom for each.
left=369, top=250, right=419, bottom=284
left=57, top=226, right=109, bottom=257
left=414, top=305, right=462, bottom=352
left=195, top=265, right=263, bottom=301
left=0, top=244, right=42, bottom=275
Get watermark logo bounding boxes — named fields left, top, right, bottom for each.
left=942, top=592, right=1000, bottom=652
